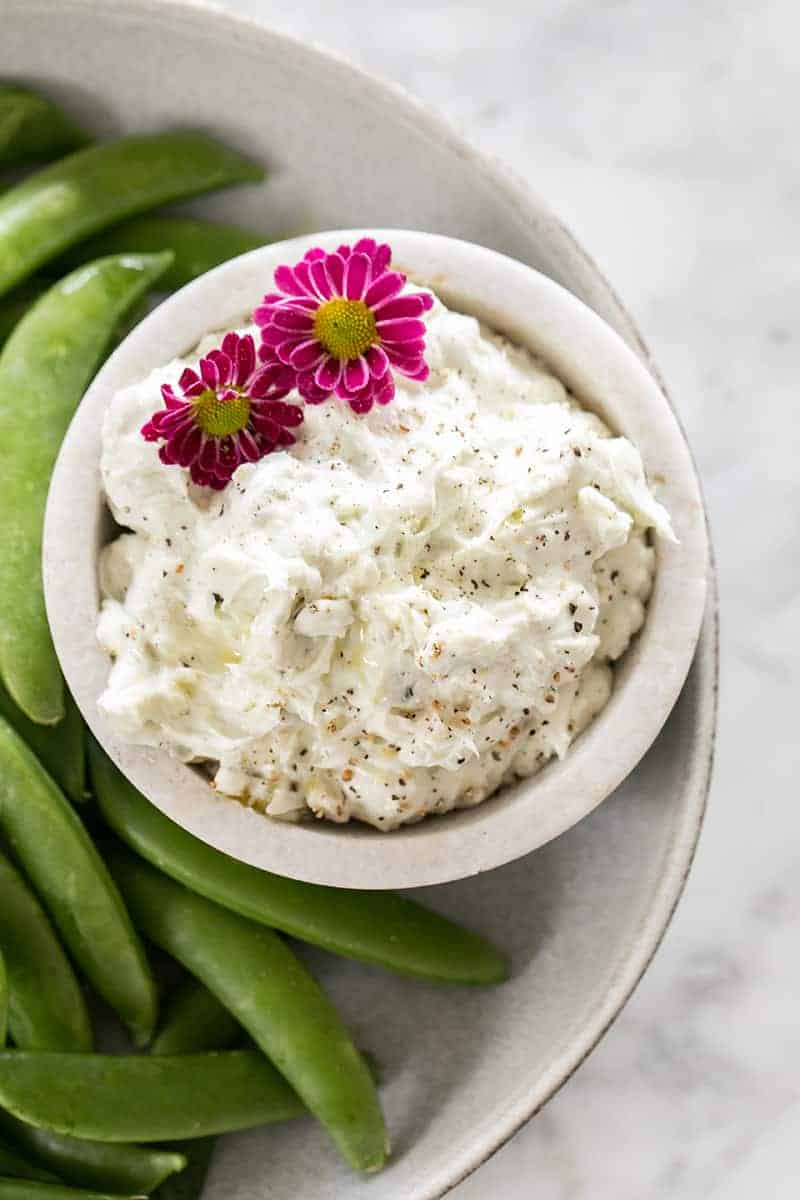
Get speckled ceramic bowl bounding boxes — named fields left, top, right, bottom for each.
left=45, top=229, right=707, bottom=891
left=5, top=1, right=717, bottom=1196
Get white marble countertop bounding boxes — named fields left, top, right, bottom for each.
left=217, top=2, right=797, bottom=1194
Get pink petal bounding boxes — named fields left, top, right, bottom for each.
left=374, top=317, right=426, bottom=343
left=388, top=353, right=427, bottom=376
left=199, top=438, right=219, bottom=472
left=343, top=356, right=369, bottom=393
left=273, top=336, right=307, bottom=365
left=261, top=399, right=304, bottom=428
left=348, top=393, right=374, bottom=415
left=161, top=384, right=183, bottom=409
left=293, top=260, right=316, bottom=297
left=155, top=408, right=194, bottom=435
left=353, top=237, right=377, bottom=257
left=178, top=368, right=205, bottom=398
left=260, top=323, right=286, bottom=349
left=217, top=436, right=240, bottom=471
left=309, top=257, right=333, bottom=300
left=304, top=247, right=326, bottom=262
left=297, top=372, right=331, bottom=404
left=236, top=428, right=262, bottom=462
left=354, top=237, right=391, bottom=274
left=272, top=307, right=315, bottom=333
left=250, top=413, right=280, bottom=442
left=401, top=361, right=430, bottom=382
left=364, top=271, right=405, bottom=309
left=325, top=253, right=345, bottom=297
left=344, top=252, right=370, bottom=300
left=249, top=362, right=293, bottom=400
left=336, top=243, right=352, bottom=260
left=375, top=376, right=395, bottom=405
left=365, top=345, right=389, bottom=378
left=289, top=339, right=326, bottom=370
left=384, top=340, right=425, bottom=363
left=253, top=304, right=275, bottom=327
left=234, top=334, right=256, bottom=387
left=220, top=331, right=239, bottom=359
left=276, top=427, right=296, bottom=447
left=206, top=349, right=234, bottom=388
left=254, top=294, right=316, bottom=325
left=275, top=264, right=313, bottom=298
left=172, top=424, right=203, bottom=468
left=315, top=356, right=343, bottom=391
left=372, top=243, right=391, bottom=274
left=373, top=293, right=429, bottom=320
left=199, top=356, right=222, bottom=391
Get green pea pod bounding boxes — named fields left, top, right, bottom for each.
left=0, top=719, right=156, bottom=1046
left=0, top=282, right=45, bottom=349
left=0, top=681, right=85, bottom=805
left=0, top=1181, right=141, bottom=1200
left=152, top=1139, right=214, bottom=1200
left=49, top=215, right=267, bottom=292
left=90, top=741, right=508, bottom=985
left=0, top=86, right=89, bottom=169
left=0, top=1050, right=305, bottom=1142
left=0, top=131, right=262, bottom=298
left=0, top=252, right=173, bottom=724
left=151, top=977, right=240, bottom=1057
left=0, top=947, right=6, bottom=1046
left=0, top=849, right=91, bottom=1051
left=150, top=977, right=240, bottom=1200
left=0, top=1112, right=185, bottom=1196
left=0, top=1133, right=58, bottom=1183
left=108, top=845, right=387, bottom=1173
left=150, top=977, right=241, bottom=1199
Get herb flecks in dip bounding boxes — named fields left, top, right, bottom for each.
left=97, top=299, right=673, bottom=830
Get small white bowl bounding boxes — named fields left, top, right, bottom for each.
left=44, top=230, right=707, bottom=890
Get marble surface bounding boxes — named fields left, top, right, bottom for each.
left=215, top=1, right=797, bottom=1195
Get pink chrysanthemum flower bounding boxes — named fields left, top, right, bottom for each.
left=254, top=238, right=434, bottom=413
left=141, top=332, right=303, bottom=490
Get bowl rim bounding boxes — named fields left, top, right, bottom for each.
left=12, top=3, right=718, bottom=1191
left=44, top=228, right=708, bottom=895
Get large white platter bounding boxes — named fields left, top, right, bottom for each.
left=2, top=3, right=717, bottom=1196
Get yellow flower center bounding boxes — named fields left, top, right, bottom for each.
left=193, top=389, right=250, bottom=437
left=313, top=298, right=378, bottom=360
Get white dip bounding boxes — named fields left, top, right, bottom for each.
left=97, top=299, right=673, bottom=830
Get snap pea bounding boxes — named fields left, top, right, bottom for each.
left=151, top=1140, right=214, bottom=1200
left=0, top=1182, right=140, bottom=1200
left=0, top=1113, right=185, bottom=1196
left=0, top=1051, right=305, bottom=1142
left=90, top=741, right=508, bottom=985
left=0, top=252, right=173, bottom=724
left=0, top=719, right=156, bottom=1046
left=50, top=215, right=267, bottom=292
left=0, top=1134, right=57, bottom=1183
left=0, top=950, right=5, bottom=1046
left=151, top=978, right=240, bottom=1057
left=0, top=681, right=85, bottom=805
left=0, top=86, right=89, bottom=169
left=0, top=849, right=91, bottom=1052
left=0, top=131, right=262, bottom=298
left=108, top=845, right=387, bottom=1173
left=150, top=978, right=239, bottom=1200
left=0, top=283, right=45, bottom=349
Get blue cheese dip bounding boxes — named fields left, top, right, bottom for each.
left=97, top=298, right=673, bottom=830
